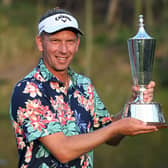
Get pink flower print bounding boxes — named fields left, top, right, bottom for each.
left=23, top=82, right=42, bottom=98
left=17, top=107, right=27, bottom=124
left=79, top=95, right=84, bottom=105
left=30, top=115, right=46, bottom=131
left=50, top=81, right=60, bottom=90
left=82, top=161, right=88, bottom=168
left=50, top=81, right=67, bottom=93
left=13, top=120, right=24, bottom=135
left=80, top=155, right=85, bottom=165
left=50, top=95, right=75, bottom=125
left=87, top=121, right=91, bottom=132
left=50, top=95, right=64, bottom=112
left=25, top=99, right=44, bottom=117
left=88, top=99, right=94, bottom=116
left=43, top=111, right=58, bottom=123
left=84, top=99, right=90, bottom=111
left=17, top=137, right=25, bottom=149
left=20, top=164, right=28, bottom=168
left=74, top=90, right=80, bottom=98
left=66, top=109, right=75, bottom=121
left=87, top=85, right=94, bottom=99
left=93, top=115, right=100, bottom=128
left=74, top=91, right=94, bottom=115
left=102, top=116, right=111, bottom=125
left=59, top=87, right=67, bottom=94
left=58, top=111, right=67, bottom=126
left=34, top=70, right=45, bottom=82
left=80, top=154, right=89, bottom=168
left=17, top=82, right=22, bottom=87
left=50, top=97, right=57, bottom=111
left=74, top=92, right=83, bottom=105
left=25, top=143, right=33, bottom=163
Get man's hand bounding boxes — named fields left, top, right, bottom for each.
left=112, top=117, right=158, bottom=136
left=131, top=81, right=155, bottom=103
left=106, top=117, right=158, bottom=146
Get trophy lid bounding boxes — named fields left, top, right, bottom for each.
left=130, top=15, right=153, bottom=39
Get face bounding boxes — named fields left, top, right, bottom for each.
left=36, top=30, right=80, bottom=73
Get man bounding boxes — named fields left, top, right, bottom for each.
left=10, top=8, right=157, bottom=168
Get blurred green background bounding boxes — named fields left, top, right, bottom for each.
left=0, top=0, right=168, bottom=168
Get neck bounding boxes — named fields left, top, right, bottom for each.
left=57, top=71, right=69, bottom=84
left=43, top=59, right=69, bottom=84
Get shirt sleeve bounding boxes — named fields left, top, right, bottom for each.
left=10, top=80, right=63, bottom=142
left=92, top=86, right=112, bottom=130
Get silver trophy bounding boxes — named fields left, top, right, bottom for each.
left=126, top=15, right=167, bottom=127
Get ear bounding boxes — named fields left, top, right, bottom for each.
left=35, top=35, right=43, bottom=52
left=75, top=37, right=80, bottom=52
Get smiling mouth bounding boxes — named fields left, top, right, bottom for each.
left=56, top=56, right=68, bottom=62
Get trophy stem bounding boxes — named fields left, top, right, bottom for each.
left=138, top=85, right=146, bottom=103
left=133, top=85, right=146, bottom=103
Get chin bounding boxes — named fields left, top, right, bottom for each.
left=54, top=67, right=68, bottom=72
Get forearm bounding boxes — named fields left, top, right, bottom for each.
left=39, top=117, right=158, bottom=163
left=39, top=123, right=120, bottom=163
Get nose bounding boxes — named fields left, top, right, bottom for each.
left=59, top=42, right=68, bottom=54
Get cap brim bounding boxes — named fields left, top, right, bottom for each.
left=49, top=27, right=83, bottom=35
left=38, top=13, right=83, bottom=35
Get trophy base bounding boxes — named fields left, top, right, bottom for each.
left=127, top=102, right=166, bottom=127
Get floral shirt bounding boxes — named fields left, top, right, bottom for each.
left=10, top=59, right=112, bottom=168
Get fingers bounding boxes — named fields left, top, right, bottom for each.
left=117, top=118, right=158, bottom=136
left=143, top=90, right=153, bottom=102
left=130, top=85, right=139, bottom=101
left=146, top=81, right=155, bottom=89
left=143, top=81, right=155, bottom=102
left=133, top=124, right=158, bottom=135
left=131, top=81, right=156, bottom=103
left=132, top=128, right=158, bottom=135
left=138, top=123, right=158, bottom=132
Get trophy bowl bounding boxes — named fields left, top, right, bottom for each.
left=126, top=15, right=167, bottom=128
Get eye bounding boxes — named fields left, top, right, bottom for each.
left=50, top=39, right=60, bottom=44
left=67, top=39, right=76, bottom=45
left=51, top=39, right=58, bottom=42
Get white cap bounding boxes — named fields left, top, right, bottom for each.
left=38, top=13, right=83, bottom=35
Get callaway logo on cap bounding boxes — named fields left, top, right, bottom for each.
left=38, top=13, right=83, bottom=35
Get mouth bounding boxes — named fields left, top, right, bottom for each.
left=56, top=56, right=68, bottom=63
